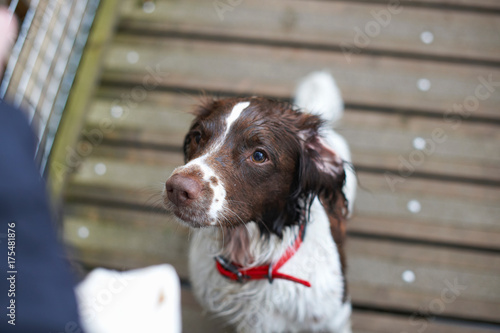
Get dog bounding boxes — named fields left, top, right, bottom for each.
left=163, top=72, right=356, bottom=332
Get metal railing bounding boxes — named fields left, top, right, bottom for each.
left=0, top=0, right=100, bottom=177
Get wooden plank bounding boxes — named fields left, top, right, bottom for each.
left=65, top=146, right=183, bottom=199
left=349, top=173, right=500, bottom=250
left=63, top=204, right=500, bottom=323
left=351, top=311, right=500, bottom=333
left=184, top=288, right=499, bottom=333
left=359, top=0, right=500, bottom=10
left=180, top=293, right=500, bottom=333
left=64, top=145, right=500, bottom=249
left=64, top=205, right=190, bottom=275
left=119, top=0, right=500, bottom=63
left=87, top=92, right=195, bottom=148
left=336, top=110, right=500, bottom=183
left=182, top=289, right=500, bottom=333
left=87, top=91, right=500, bottom=182
left=180, top=289, right=229, bottom=333
left=347, top=238, right=500, bottom=323
left=181, top=291, right=500, bottom=333
left=102, top=36, right=500, bottom=119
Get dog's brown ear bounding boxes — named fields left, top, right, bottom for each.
left=301, top=131, right=349, bottom=302
left=297, top=124, right=347, bottom=220
left=303, top=135, right=344, bottom=180
left=190, top=97, right=217, bottom=118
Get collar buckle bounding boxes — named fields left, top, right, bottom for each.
left=267, top=263, right=274, bottom=284
left=215, top=256, right=244, bottom=282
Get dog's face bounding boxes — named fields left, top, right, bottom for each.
left=163, top=97, right=346, bottom=236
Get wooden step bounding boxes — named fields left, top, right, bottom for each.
left=63, top=144, right=500, bottom=250
left=359, top=0, right=500, bottom=10
left=182, top=285, right=500, bottom=333
left=63, top=203, right=500, bottom=324
left=85, top=90, right=500, bottom=183
left=159, top=284, right=500, bottom=333
left=119, top=0, right=500, bottom=63
left=101, top=36, right=500, bottom=120
left=351, top=310, right=500, bottom=333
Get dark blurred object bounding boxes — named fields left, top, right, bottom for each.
left=0, top=102, right=82, bottom=332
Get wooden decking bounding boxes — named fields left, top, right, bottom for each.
left=56, top=0, right=500, bottom=332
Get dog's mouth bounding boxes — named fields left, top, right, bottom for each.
left=162, top=194, right=213, bottom=228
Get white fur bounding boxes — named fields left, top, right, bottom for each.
left=189, top=199, right=351, bottom=333
left=224, top=101, right=250, bottom=138
left=170, top=102, right=251, bottom=225
left=294, top=71, right=344, bottom=124
left=188, top=73, right=355, bottom=332
left=180, top=156, right=227, bottom=224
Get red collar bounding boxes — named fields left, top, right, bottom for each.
left=214, top=223, right=311, bottom=287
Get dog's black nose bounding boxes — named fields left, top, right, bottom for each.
left=165, top=174, right=202, bottom=207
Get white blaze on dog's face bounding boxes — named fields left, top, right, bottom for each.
left=163, top=97, right=345, bottom=234
left=167, top=101, right=250, bottom=225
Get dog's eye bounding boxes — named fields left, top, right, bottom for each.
left=193, top=132, right=202, bottom=144
left=251, top=150, right=267, bottom=164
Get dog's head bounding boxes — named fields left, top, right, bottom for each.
left=163, top=97, right=346, bottom=236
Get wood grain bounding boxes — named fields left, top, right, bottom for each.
left=63, top=203, right=500, bottom=323
left=64, top=144, right=500, bottom=249
left=86, top=91, right=500, bottom=182
left=102, top=36, right=500, bottom=120
left=351, top=310, right=500, bottom=333
left=119, top=0, right=500, bottom=63
left=358, top=0, right=500, bottom=10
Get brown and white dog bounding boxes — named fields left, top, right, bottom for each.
left=163, top=72, right=356, bottom=333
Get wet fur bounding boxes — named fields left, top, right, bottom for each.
left=164, top=72, right=355, bottom=332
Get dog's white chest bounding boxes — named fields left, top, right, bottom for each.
left=188, top=200, right=351, bottom=333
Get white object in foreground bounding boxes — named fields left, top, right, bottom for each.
left=76, top=264, right=181, bottom=333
